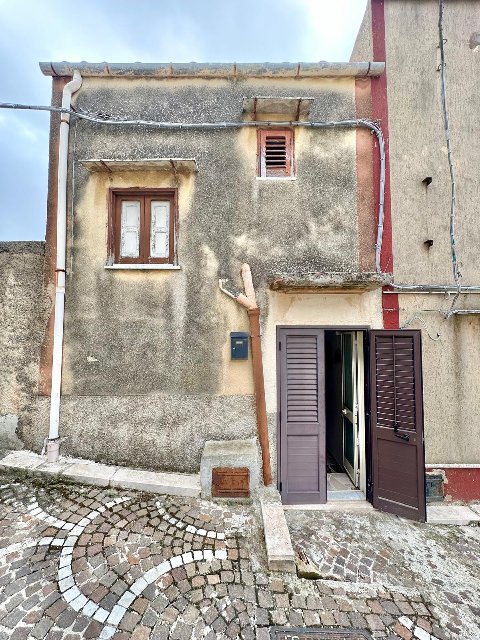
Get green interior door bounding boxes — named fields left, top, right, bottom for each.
left=342, top=332, right=358, bottom=485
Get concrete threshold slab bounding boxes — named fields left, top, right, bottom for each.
left=0, top=450, right=200, bottom=498
left=284, top=501, right=374, bottom=512
left=427, top=504, right=480, bottom=525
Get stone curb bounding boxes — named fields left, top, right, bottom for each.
left=0, top=450, right=201, bottom=498
left=257, top=486, right=296, bottom=574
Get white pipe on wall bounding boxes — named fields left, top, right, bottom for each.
left=47, top=71, right=82, bottom=463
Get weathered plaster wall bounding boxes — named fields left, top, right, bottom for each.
left=28, top=75, right=370, bottom=472
left=350, top=0, right=373, bottom=63
left=384, top=0, right=480, bottom=463
left=0, top=242, right=47, bottom=450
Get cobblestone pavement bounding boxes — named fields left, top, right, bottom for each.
left=0, top=475, right=477, bottom=640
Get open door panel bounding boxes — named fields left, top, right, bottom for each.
left=370, top=330, right=426, bottom=522
left=278, top=328, right=326, bottom=505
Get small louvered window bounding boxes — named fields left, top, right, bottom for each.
left=258, top=129, right=294, bottom=178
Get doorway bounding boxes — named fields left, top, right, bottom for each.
left=277, top=325, right=426, bottom=521
left=324, top=331, right=366, bottom=501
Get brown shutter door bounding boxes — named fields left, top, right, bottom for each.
left=370, top=330, right=426, bottom=521
left=278, top=328, right=326, bottom=504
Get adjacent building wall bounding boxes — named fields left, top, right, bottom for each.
left=0, top=242, right=47, bottom=450
left=384, top=0, right=480, bottom=465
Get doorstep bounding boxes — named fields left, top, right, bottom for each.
left=283, top=501, right=374, bottom=512
left=0, top=450, right=201, bottom=498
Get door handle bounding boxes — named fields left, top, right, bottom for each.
left=394, top=423, right=410, bottom=442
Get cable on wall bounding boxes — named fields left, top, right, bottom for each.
left=0, top=101, right=386, bottom=275
left=438, top=0, right=462, bottom=317
left=400, top=313, right=441, bottom=340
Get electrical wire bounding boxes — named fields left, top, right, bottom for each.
left=400, top=314, right=441, bottom=340
left=438, top=0, right=462, bottom=317
left=0, top=101, right=386, bottom=275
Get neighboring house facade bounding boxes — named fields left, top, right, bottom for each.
left=1, top=0, right=478, bottom=521
left=352, top=0, right=480, bottom=503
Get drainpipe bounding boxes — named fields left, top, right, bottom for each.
left=47, top=70, right=82, bottom=463
left=219, top=264, right=273, bottom=486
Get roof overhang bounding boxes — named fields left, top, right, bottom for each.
left=80, top=158, right=197, bottom=173
left=40, top=61, right=385, bottom=79
left=269, top=272, right=393, bottom=294
left=243, top=96, right=314, bottom=121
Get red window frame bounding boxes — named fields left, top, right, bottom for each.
left=257, top=128, right=295, bottom=178
left=108, top=188, right=177, bottom=265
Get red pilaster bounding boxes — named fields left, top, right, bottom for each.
left=371, top=0, right=399, bottom=329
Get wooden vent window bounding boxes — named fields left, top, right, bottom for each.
left=258, top=129, right=294, bottom=178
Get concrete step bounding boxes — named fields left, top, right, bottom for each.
left=0, top=450, right=200, bottom=498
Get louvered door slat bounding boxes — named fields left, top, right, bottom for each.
left=286, top=336, right=318, bottom=423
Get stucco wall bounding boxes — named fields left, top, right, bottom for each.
left=0, top=242, right=47, bottom=450
left=26, top=75, right=376, bottom=472
left=384, top=0, right=480, bottom=463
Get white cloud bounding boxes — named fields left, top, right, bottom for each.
left=294, top=0, right=367, bottom=60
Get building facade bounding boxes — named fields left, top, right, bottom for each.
left=2, top=0, right=479, bottom=519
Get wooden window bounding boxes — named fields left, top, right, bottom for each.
left=257, top=129, right=294, bottom=178
left=109, top=189, right=177, bottom=264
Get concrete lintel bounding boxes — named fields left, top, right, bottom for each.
left=80, top=158, right=197, bottom=173
left=427, top=504, right=480, bottom=525
left=110, top=468, right=200, bottom=498
left=269, top=271, right=393, bottom=293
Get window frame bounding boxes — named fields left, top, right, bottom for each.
left=108, top=188, right=178, bottom=265
left=257, top=128, right=295, bottom=179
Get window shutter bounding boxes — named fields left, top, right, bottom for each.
left=120, top=201, right=140, bottom=258
left=370, top=330, right=426, bottom=522
left=150, top=201, right=170, bottom=259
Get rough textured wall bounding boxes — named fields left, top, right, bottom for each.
left=0, top=243, right=47, bottom=449
left=350, top=0, right=373, bottom=62
left=24, top=75, right=364, bottom=472
left=385, top=0, right=480, bottom=463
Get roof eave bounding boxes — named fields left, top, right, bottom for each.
left=39, top=61, right=385, bottom=79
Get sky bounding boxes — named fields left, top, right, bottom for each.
left=0, top=0, right=367, bottom=241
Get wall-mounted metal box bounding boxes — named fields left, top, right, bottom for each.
left=230, top=332, right=249, bottom=360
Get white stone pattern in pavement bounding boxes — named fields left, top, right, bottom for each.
left=155, top=501, right=225, bottom=539
left=24, top=495, right=227, bottom=639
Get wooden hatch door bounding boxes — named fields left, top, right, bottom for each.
left=370, top=330, right=426, bottom=521
left=278, top=328, right=326, bottom=505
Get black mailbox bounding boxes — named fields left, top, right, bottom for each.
left=230, top=332, right=249, bottom=360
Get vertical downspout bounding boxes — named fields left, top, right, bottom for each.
left=47, top=70, right=82, bottom=463
left=219, top=264, right=273, bottom=485
left=247, top=307, right=272, bottom=486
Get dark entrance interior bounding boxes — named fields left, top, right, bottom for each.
left=325, top=330, right=366, bottom=500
